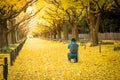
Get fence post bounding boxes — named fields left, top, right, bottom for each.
left=99, top=41, right=102, bottom=53
left=10, top=51, right=13, bottom=66
left=3, top=57, right=8, bottom=80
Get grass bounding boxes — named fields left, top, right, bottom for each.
left=0, top=38, right=120, bottom=80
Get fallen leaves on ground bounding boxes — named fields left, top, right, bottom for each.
left=1, top=38, right=120, bottom=80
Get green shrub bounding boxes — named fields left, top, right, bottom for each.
left=101, top=42, right=114, bottom=45
left=0, top=47, right=12, bottom=53
left=114, top=46, right=120, bottom=51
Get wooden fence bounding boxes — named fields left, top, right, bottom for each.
left=79, top=33, right=120, bottom=40
left=0, top=57, right=8, bottom=80
left=10, top=39, right=26, bottom=66
left=0, top=39, right=26, bottom=80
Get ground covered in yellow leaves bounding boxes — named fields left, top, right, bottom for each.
left=1, top=38, right=120, bottom=80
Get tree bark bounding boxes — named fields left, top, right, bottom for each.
left=72, top=24, right=79, bottom=41
left=57, top=26, right=61, bottom=40
left=11, top=29, right=16, bottom=44
left=63, top=21, right=68, bottom=40
left=0, top=20, right=8, bottom=48
left=7, top=32, right=12, bottom=45
left=15, top=31, right=19, bottom=42
left=53, top=29, right=57, bottom=39
left=49, top=31, right=52, bottom=40
left=18, top=30, right=24, bottom=40
left=89, top=13, right=100, bottom=46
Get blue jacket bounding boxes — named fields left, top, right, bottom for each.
left=68, top=41, right=79, bottom=53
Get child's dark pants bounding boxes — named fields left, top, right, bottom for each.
left=68, top=53, right=78, bottom=62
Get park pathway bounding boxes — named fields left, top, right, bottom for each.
left=8, top=38, right=82, bottom=80
left=8, top=38, right=120, bottom=80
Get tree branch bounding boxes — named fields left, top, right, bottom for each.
left=7, top=8, right=42, bottom=33
left=1, top=0, right=38, bottom=20
left=113, top=0, right=120, bottom=8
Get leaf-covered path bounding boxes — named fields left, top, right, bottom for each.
left=8, top=38, right=120, bottom=80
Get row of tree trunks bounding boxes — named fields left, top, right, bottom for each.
left=42, top=21, right=79, bottom=41
left=0, top=20, right=25, bottom=48
left=42, top=14, right=100, bottom=46
left=42, top=21, right=69, bottom=41
left=0, top=0, right=38, bottom=49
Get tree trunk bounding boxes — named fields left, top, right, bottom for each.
left=72, top=24, right=79, bottom=41
left=45, top=32, right=49, bottom=39
left=63, top=22, right=68, bottom=40
left=7, top=31, right=16, bottom=45
left=89, top=13, right=100, bottom=46
left=44, top=33, right=47, bottom=38
left=18, top=31, right=24, bottom=40
left=7, top=32, right=12, bottom=45
left=0, top=20, right=8, bottom=48
left=57, top=26, right=61, bottom=40
left=15, top=31, right=19, bottom=42
left=53, top=29, right=57, bottom=39
left=49, top=31, right=52, bottom=40
left=11, top=29, right=16, bottom=44
left=16, top=30, right=20, bottom=41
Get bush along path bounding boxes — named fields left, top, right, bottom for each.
left=8, top=38, right=120, bottom=80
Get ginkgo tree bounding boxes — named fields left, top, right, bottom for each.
left=41, top=0, right=117, bottom=46
left=61, top=0, right=114, bottom=45
left=88, top=0, right=114, bottom=46
left=42, top=0, right=85, bottom=40
left=0, top=0, right=39, bottom=48
left=62, top=0, right=86, bottom=41
left=1, top=0, right=117, bottom=48
left=40, top=1, right=63, bottom=40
